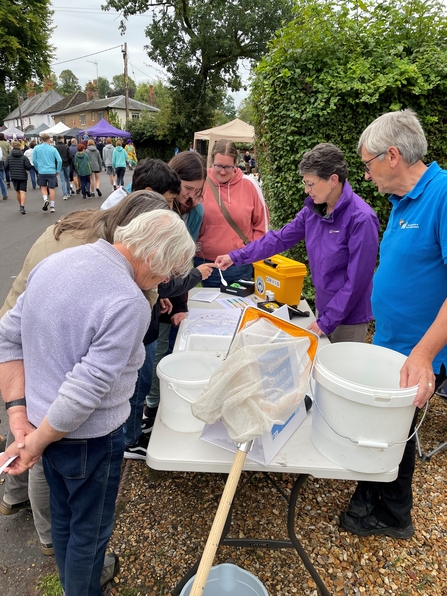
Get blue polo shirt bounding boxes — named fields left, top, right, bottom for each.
left=372, top=162, right=447, bottom=374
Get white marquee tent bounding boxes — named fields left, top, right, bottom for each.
left=194, top=118, right=254, bottom=165
left=2, top=125, right=25, bottom=139
left=41, top=121, right=70, bottom=136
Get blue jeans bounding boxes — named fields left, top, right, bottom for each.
left=193, top=256, right=253, bottom=288
left=123, top=341, right=157, bottom=445
left=29, top=166, right=37, bottom=189
left=60, top=166, right=71, bottom=196
left=115, top=167, right=125, bottom=186
left=42, top=427, right=124, bottom=596
left=0, top=170, right=6, bottom=197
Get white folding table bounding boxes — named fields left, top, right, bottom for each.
left=146, top=290, right=398, bottom=595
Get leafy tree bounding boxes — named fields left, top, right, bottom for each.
left=58, top=69, right=81, bottom=96
left=134, top=82, right=152, bottom=104
left=0, top=87, right=18, bottom=123
left=0, top=0, right=54, bottom=88
left=102, top=0, right=294, bottom=146
left=237, top=97, right=254, bottom=125
left=213, top=95, right=237, bottom=126
left=97, top=76, right=112, bottom=99
left=251, top=0, right=447, bottom=303
left=110, top=73, right=136, bottom=98
left=108, top=110, right=122, bottom=129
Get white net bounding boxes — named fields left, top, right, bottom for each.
left=192, top=318, right=312, bottom=443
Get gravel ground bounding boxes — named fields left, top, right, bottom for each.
left=105, top=395, right=447, bottom=596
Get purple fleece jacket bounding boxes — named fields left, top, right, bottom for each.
left=230, top=181, right=379, bottom=335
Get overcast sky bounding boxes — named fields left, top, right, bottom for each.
left=49, top=1, right=249, bottom=108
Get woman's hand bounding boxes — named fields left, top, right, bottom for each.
left=196, top=264, right=215, bottom=280
left=160, top=298, right=173, bottom=314
left=171, top=312, right=188, bottom=327
left=307, top=321, right=324, bottom=337
left=215, top=255, right=234, bottom=270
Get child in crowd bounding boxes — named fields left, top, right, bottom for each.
left=74, top=144, right=92, bottom=198
left=5, top=140, right=31, bottom=214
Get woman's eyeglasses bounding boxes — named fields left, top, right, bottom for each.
left=213, top=164, right=234, bottom=172
left=302, top=178, right=321, bottom=190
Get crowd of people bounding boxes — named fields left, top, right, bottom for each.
left=0, top=109, right=447, bottom=595
left=0, top=133, right=138, bottom=214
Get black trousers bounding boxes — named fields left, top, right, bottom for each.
left=352, top=364, right=446, bottom=524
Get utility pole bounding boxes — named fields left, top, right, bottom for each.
left=17, top=93, right=23, bottom=131
left=122, top=43, right=130, bottom=121
left=87, top=60, right=99, bottom=81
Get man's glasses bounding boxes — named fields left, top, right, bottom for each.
left=363, top=152, right=386, bottom=173
left=182, top=184, right=204, bottom=202
left=213, top=164, right=235, bottom=172
left=302, top=178, right=321, bottom=190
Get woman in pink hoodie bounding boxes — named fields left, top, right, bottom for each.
left=194, top=138, right=269, bottom=286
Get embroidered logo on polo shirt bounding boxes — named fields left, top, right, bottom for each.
left=399, top=220, right=419, bottom=229
left=329, top=230, right=340, bottom=233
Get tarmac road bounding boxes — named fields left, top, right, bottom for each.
left=0, top=170, right=117, bottom=595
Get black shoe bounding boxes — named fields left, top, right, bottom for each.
left=42, top=199, right=49, bottom=211
left=141, top=406, right=158, bottom=434
left=96, top=188, right=102, bottom=197
left=101, top=553, right=119, bottom=588
left=0, top=497, right=31, bottom=515
left=86, top=191, right=91, bottom=197
left=124, top=435, right=148, bottom=460
left=20, top=206, right=26, bottom=214
left=7, top=182, right=10, bottom=188
left=82, top=195, right=87, bottom=199
left=340, top=510, right=414, bottom=539
left=76, top=188, right=81, bottom=194
left=347, top=485, right=380, bottom=518
left=113, top=185, right=117, bottom=190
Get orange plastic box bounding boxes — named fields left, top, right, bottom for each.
left=253, top=255, right=307, bottom=305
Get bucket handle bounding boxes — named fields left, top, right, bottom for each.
left=312, top=397, right=428, bottom=449
left=167, top=382, right=197, bottom=404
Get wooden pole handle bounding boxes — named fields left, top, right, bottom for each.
left=189, top=448, right=248, bottom=596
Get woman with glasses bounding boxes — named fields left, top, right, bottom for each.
left=216, top=143, right=380, bottom=343
left=194, top=138, right=269, bottom=286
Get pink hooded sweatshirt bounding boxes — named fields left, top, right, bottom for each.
left=197, top=167, right=269, bottom=261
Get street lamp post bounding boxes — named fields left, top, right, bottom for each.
left=87, top=60, right=99, bottom=81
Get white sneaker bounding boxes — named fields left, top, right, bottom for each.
left=63, top=195, right=68, bottom=200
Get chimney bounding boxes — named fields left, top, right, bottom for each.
left=86, top=81, right=93, bottom=102
left=43, top=77, right=54, bottom=92
left=92, top=79, right=99, bottom=100
left=27, top=81, right=36, bottom=99
left=148, top=85, right=156, bottom=106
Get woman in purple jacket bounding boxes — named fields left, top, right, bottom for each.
left=216, top=143, right=380, bottom=342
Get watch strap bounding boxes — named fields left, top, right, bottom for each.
left=5, top=398, right=26, bottom=410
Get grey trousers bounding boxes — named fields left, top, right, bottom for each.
left=328, top=323, right=368, bottom=344
left=4, top=430, right=52, bottom=544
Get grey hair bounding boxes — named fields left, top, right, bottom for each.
left=114, top=210, right=196, bottom=278
left=299, top=143, right=348, bottom=183
left=358, top=109, right=427, bottom=165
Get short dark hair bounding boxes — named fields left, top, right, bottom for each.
left=132, top=158, right=181, bottom=195
left=0, top=133, right=5, bottom=141
left=57, top=136, right=64, bottom=142
left=299, top=143, right=348, bottom=184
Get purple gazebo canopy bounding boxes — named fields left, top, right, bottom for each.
left=81, top=118, right=130, bottom=138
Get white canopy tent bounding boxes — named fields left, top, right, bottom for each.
left=194, top=118, right=254, bottom=165
left=41, top=121, right=70, bottom=136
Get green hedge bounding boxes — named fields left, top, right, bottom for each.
left=252, top=0, right=447, bottom=304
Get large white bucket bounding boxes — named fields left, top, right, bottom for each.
left=180, top=563, right=268, bottom=596
left=311, top=342, right=418, bottom=473
left=157, top=352, right=222, bottom=433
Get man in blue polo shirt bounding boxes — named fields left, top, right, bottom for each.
left=33, top=134, right=62, bottom=213
left=340, top=109, right=447, bottom=539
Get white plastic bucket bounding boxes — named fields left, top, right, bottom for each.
left=157, top=352, right=221, bottom=433
left=180, top=563, right=268, bottom=596
left=311, top=342, right=417, bottom=473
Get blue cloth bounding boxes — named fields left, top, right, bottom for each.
left=187, top=203, right=204, bottom=241
left=123, top=341, right=157, bottom=445
left=60, top=165, right=71, bottom=196
left=33, top=143, right=62, bottom=175
left=29, top=166, right=37, bottom=189
left=43, top=427, right=123, bottom=596
left=372, top=162, right=447, bottom=374
left=115, top=167, right=125, bottom=186
left=230, top=181, right=379, bottom=335
left=112, top=146, right=127, bottom=169
left=0, top=170, right=6, bottom=197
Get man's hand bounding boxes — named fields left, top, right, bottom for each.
left=160, top=298, right=172, bottom=314
left=400, top=350, right=436, bottom=408
left=0, top=437, right=41, bottom=476
left=8, top=409, right=35, bottom=448
left=215, top=255, right=234, bottom=270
